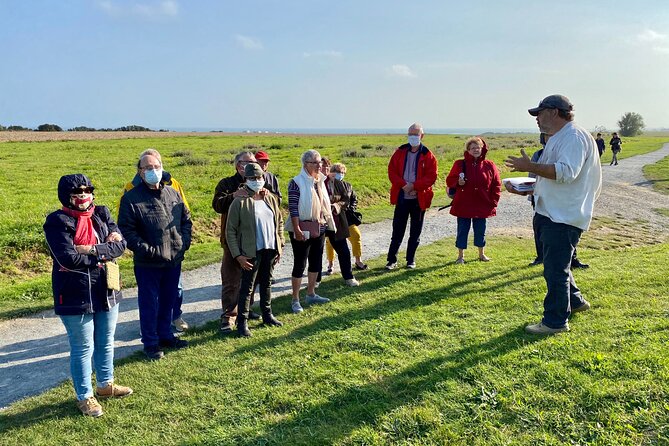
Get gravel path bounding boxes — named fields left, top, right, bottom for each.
left=1, top=144, right=668, bottom=409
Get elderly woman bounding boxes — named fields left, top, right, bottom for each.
left=43, top=174, right=132, bottom=417
left=324, top=161, right=365, bottom=281
left=446, top=137, right=501, bottom=264
left=286, top=150, right=335, bottom=313
left=226, top=163, right=285, bottom=337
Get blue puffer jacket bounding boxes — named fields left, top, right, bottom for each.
left=43, top=174, right=127, bottom=315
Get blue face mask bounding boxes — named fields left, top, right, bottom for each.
left=334, top=173, right=344, bottom=181
left=144, top=168, right=163, bottom=186
left=408, top=135, right=421, bottom=147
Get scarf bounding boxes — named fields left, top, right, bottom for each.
left=61, top=205, right=97, bottom=246
left=293, top=168, right=333, bottom=223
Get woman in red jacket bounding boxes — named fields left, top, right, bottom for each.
left=446, top=137, right=501, bottom=264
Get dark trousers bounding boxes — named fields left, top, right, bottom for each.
left=220, top=243, right=241, bottom=320
left=535, top=214, right=586, bottom=328
left=289, top=232, right=325, bottom=277
left=455, top=217, right=487, bottom=249
left=237, top=249, right=278, bottom=321
left=325, top=234, right=354, bottom=280
left=387, top=195, right=425, bottom=264
left=533, top=213, right=579, bottom=262
left=135, top=264, right=181, bottom=349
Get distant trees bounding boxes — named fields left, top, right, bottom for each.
left=36, top=123, right=63, bottom=132
left=618, top=112, right=645, bottom=137
left=6, top=125, right=32, bottom=131
left=68, top=126, right=97, bottom=131
left=115, top=125, right=152, bottom=131
left=0, top=124, right=5, bottom=131
left=0, top=123, right=155, bottom=132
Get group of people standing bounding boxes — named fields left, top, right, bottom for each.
left=44, top=93, right=602, bottom=417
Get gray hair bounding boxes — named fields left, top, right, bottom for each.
left=301, top=149, right=321, bottom=164
left=137, top=148, right=163, bottom=168
left=234, top=151, right=255, bottom=166
left=408, top=123, right=424, bottom=135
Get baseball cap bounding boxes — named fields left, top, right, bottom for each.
left=244, top=162, right=264, bottom=178
left=255, top=150, right=270, bottom=161
left=528, top=94, right=573, bottom=116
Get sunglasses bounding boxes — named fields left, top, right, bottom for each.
left=71, top=187, right=94, bottom=194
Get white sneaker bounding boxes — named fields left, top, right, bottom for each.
left=385, top=262, right=397, bottom=270
left=305, top=294, right=330, bottom=304
left=345, top=278, right=360, bottom=287
left=291, top=301, right=304, bottom=313
left=171, top=317, right=189, bottom=332
left=406, top=262, right=416, bottom=269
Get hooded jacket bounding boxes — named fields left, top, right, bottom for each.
left=446, top=141, right=501, bottom=219
left=43, top=173, right=127, bottom=315
left=388, top=143, right=438, bottom=210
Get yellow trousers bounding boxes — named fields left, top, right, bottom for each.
left=326, top=224, right=362, bottom=262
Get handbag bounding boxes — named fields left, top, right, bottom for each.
left=346, top=209, right=363, bottom=226
left=298, top=220, right=320, bottom=239
left=105, top=261, right=121, bottom=291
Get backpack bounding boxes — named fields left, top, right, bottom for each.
left=447, top=160, right=466, bottom=199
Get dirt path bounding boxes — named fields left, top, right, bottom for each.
left=1, top=144, right=668, bottom=409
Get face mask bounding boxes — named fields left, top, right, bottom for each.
left=408, top=135, right=421, bottom=147
left=334, top=173, right=344, bottom=181
left=246, top=178, right=265, bottom=192
left=70, top=193, right=94, bottom=210
left=144, top=168, right=163, bottom=186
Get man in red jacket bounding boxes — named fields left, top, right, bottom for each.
left=385, top=123, right=438, bottom=269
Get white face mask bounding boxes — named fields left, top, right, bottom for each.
left=144, top=168, right=163, bottom=186
left=246, top=178, right=265, bottom=192
left=334, top=173, right=344, bottom=181
left=408, top=135, right=421, bottom=147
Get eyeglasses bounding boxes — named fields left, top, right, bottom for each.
left=140, top=165, right=161, bottom=171
left=306, top=161, right=323, bottom=165
left=71, top=187, right=94, bottom=194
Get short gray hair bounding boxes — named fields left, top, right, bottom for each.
left=137, top=148, right=163, bottom=168
left=408, top=123, right=424, bottom=135
left=234, top=151, right=255, bottom=166
left=301, top=149, right=321, bottom=164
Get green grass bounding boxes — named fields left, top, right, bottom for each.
left=1, top=235, right=669, bottom=445
left=644, top=152, right=669, bottom=197
left=0, top=134, right=666, bottom=318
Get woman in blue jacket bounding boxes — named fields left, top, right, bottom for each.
left=44, top=174, right=132, bottom=417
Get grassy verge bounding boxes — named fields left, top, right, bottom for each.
left=643, top=152, right=669, bottom=197
left=1, top=235, right=668, bottom=445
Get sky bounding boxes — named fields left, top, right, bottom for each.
left=1, top=0, right=668, bottom=131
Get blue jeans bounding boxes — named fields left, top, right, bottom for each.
left=172, top=277, right=184, bottom=321
left=135, top=264, right=181, bottom=349
left=455, top=217, right=487, bottom=249
left=535, top=213, right=586, bottom=328
left=60, top=304, right=119, bottom=401
left=387, top=194, right=425, bottom=264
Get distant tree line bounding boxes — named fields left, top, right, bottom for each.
left=0, top=124, right=157, bottom=132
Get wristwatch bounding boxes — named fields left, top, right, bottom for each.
left=88, top=246, right=97, bottom=256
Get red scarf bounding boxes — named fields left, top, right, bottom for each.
left=61, top=205, right=97, bottom=246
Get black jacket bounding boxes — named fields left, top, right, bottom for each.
left=118, top=181, right=192, bottom=268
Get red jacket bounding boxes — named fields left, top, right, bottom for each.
left=388, top=143, right=438, bottom=210
left=446, top=142, right=501, bottom=218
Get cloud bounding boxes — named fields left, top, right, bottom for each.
left=637, top=29, right=667, bottom=43
left=235, top=34, right=264, bottom=50
left=653, top=46, right=669, bottom=54
left=98, top=1, right=178, bottom=19
left=389, top=64, right=416, bottom=78
left=303, top=50, right=342, bottom=58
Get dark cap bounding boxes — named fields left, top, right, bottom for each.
left=255, top=150, right=270, bottom=161
left=528, top=94, right=573, bottom=116
left=244, top=162, right=264, bottom=178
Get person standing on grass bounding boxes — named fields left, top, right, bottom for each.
left=254, top=150, right=282, bottom=204
left=118, top=151, right=192, bottom=359
left=119, top=148, right=191, bottom=333
left=505, top=94, right=601, bottom=335
left=385, top=123, right=438, bottom=270
left=226, top=163, right=285, bottom=337
left=45, top=174, right=133, bottom=417
left=212, top=151, right=260, bottom=333
left=595, top=133, right=605, bottom=157
left=610, top=132, right=622, bottom=166
left=446, top=136, right=501, bottom=264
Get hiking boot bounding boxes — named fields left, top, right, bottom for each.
left=237, top=319, right=252, bottom=337
left=385, top=262, right=397, bottom=270
left=143, top=346, right=164, bottom=361
left=525, top=322, right=569, bottom=335
left=571, top=259, right=590, bottom=269
left=77, top=396, right=103, bottom=417
left=159, top=338, right=189, bottom=349
left=572, top=300, right=591, bottom=313
left=171, top=317, right=189, bottom=332
left=305, top=294, right=330, bottom=304
left=262, top=314, right=283, bottom=327
left=291, top=301, right=304, bottom=314
left=345, top=278, right=360, bottom=287
left=96, top=381, right=133, bottom=399
left=406, top=262, right=416, bottom=269
left=248, top=311, right=261, bottom=320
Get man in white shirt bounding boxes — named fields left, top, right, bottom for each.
left=505, top=94, right=602, bottom=334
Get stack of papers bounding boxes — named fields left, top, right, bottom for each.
left=502, top=177, right=536, bottom=192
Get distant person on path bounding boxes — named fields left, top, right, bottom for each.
left=45, top=174, right=132, bottom=417
left=212, top=151, right=258, bottom=332
left=254, top=150, right=282, bottom=204
left=285, top=150, right=335, bottom=313
left=325, top=162, right=368, bottom=274
left=119, top=148, right=191, bottom=333
left=505, top=94, right=601, bottom=335
left=226, top=163, right=285, bottom=337
left=610, top=132, right=622, bottom=166
left=320, top=158, right=359, bottom=286
left=385, top=123, right=438, bottom=270
left=595, top=133, right=605, bottom=157
left=118, top=151, right=192, bottom=359
left=446, top=137, right=501, bottom=264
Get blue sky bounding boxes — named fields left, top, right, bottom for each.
left=1, top=0, right=668, bottom=131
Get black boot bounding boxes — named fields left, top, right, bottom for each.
left=262, top=313, right=283, bottom=327
left=237, top=317, right=252, bottom=337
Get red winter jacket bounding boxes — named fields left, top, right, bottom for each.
left=388, top=143, right=438, bottom=210
left=446, top=142, right=501, bottom=218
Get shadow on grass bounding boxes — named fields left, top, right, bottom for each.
left=0, top=401, right=80, bottom=434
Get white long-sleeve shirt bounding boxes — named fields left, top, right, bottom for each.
left=534, top=121, right=602, bottom=230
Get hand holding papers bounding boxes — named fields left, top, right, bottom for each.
left=502, top=177, right=536, bottom=194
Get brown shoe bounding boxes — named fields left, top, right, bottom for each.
left=96, top=381, right=133, bottom=399
left=77, top=396, right=103, bottom=417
